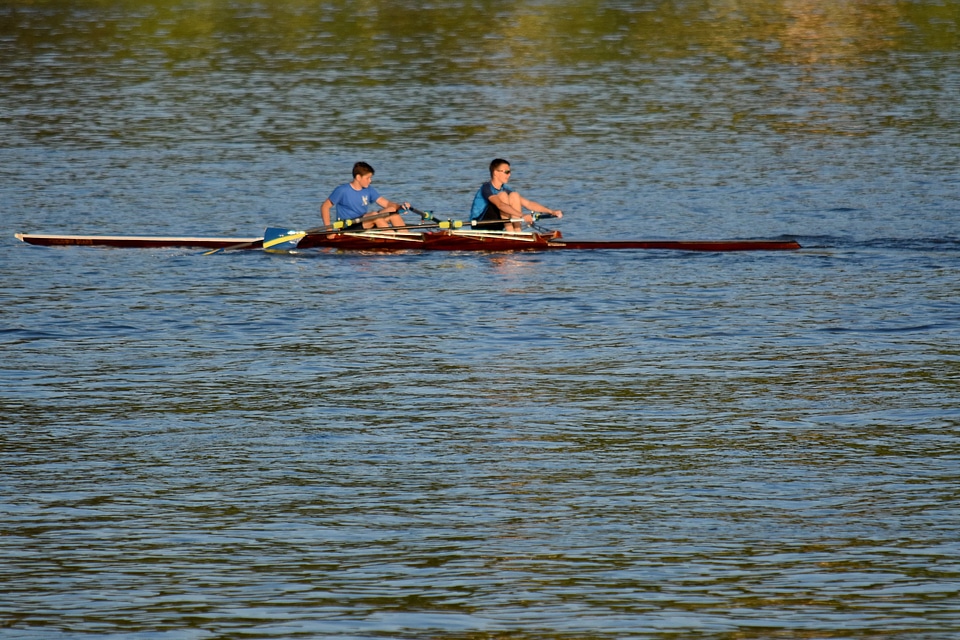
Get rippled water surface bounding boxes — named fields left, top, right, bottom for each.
left=3, top=1, right=960, bottom=638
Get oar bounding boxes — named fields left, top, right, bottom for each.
left=202, top=236, right=265, bottom=255
left=204, top=209, right=401, bottom=255
left=452, top=212, right=559, bottom=229
left=261, top=207, right=419, bottom=251
left=265, top=221, right=442, bottom=249
left=410, top=207, right=554, bottom=228
left=394, top=207, right=461, bottom=229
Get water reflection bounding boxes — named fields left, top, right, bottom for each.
left=3, top=0, right=957, bottom=148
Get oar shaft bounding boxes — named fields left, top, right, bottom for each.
left=262, top=207, right=417, bottom=250
left=202, top=238, right=263, bottom=255
left=301, top=209, right=396, bottom=237
left=415, top=210, right=558, bottom=229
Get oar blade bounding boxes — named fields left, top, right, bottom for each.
left=263, top=227, right=307, bottom=251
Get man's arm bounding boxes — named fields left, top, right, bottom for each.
left=374, top=196, right=410, bottom=213
left=374, top=196, right=397, bottom=212
left=519, top=195, right=562, bottom=218
left=321, top=198, right=334, bottom=226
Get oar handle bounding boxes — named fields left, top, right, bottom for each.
left=408, top=207, right=436, bottom=220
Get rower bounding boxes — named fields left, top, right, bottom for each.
left=470, top=159, right=562, bottom=232
left=321, top=162, right=410, bottom=232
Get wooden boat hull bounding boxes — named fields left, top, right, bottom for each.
left=296, top=231, right=425, bottom=250
left=16, top=231, right=801, bottom=252
left=420, top=229, right=562, bottom=251
left=15, top=233, right=262, bottom=250
left=293, top=229, right=564, bottom=251
left=297, top=230, right=801, bottom=252
left=552, top=238, right=802, bottom=251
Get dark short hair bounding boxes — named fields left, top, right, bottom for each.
left=353, top=161, right=375, bottom=178
left=489, top=158, right=510, bottom=177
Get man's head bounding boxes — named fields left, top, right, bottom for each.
left=353, top=162, right=375, bottom=178
left=489, top=158, right=511, bottom=178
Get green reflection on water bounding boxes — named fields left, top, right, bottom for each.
left=5, top=1, right=956, bottom=62
left=2, top=1, right=957, bottom=148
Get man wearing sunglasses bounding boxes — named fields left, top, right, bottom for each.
left=469, top=158, right=562, bottom=232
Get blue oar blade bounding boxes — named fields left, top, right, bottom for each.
left=263, top=227, right=306, bottom=251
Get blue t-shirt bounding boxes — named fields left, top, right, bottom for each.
left=470, top=182, right=513, bottom=220
left=327, top=183, right=381, bottom=221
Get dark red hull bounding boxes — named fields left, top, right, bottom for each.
left=298, top=230, right=801, bottom=252
left=296, top=231, right=426, bottom=250
left=419, top=229, right=562, bottom=251
left=295, top=229, right=566, bottom=251
left=553, top=238, right=802, bottom=251
left=15, top=233, right=263, bottom=250
left=16, top=231, right=801, bottom=252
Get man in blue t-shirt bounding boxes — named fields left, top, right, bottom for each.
left=470, top=158, right=562, bottom=232
left=321, top=162, right=409, bottom=230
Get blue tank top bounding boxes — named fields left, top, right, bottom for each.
left=470, top=182, right=512, bottom=220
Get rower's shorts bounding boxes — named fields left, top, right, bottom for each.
left=475, top=206, right=506, bottom=230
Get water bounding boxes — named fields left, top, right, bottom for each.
left=2, top=1, right=960, bottom=637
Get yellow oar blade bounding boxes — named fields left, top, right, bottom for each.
left=262, top=230, right=307, bottom=250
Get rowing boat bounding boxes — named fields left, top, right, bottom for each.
left=15, top=230, right=802, bottom=252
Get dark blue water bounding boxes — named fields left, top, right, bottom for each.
left=3, top=1, right=960, bottom=637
